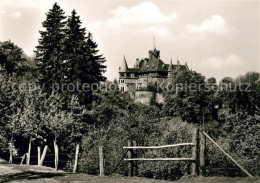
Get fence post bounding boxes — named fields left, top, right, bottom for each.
left=9, top=141, right=13, bottom=164
left=128, top=140, right=133, bottom=177
left=191, top=128, right=199, bottom=176
left=73, top=144, right=79, bottom=173
left=199, top=132, right=206, bottom=176
left=39, top=145, right=48, bottom=166
left=37, top=146, right=41, bottom=165
left=54, top=140, right=59, bottom=171
left=99, top=146, right=104, bottom=176
left=20, top=154, right=26, bottom=165
left=133, top=141, right=137, bottom=176
left=26, top=140, right=31, bottom=165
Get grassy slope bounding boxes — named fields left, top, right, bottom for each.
left=0, top=163, right=259, bottom=183
left=53, top=174, right=260, bottom=183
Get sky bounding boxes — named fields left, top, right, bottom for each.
left=0, top=0, right=259, bottom=82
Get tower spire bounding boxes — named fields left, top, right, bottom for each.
left=153, top=35, right=156, bottom=50
left=119, top=54, right=128, bottom=72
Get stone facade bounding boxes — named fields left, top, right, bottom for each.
left=119, top=48, right=189, bottom=92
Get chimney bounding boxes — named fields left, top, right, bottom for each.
left=135, top=58, right=140, bottom=68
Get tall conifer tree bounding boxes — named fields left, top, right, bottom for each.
left=35, top=3, right=67, bottom=94
left=64, top=11, right=106, bottom=105
left=64, top=10, right=86, bottom=84
left=85, top=32, right=106, bottom=84
left=77, top=32, right=107, bottom=105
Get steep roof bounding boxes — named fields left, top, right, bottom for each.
left=139, top=49, right=166, bottom=72
left=119, top=49, right=189, bottom=73
left=119, top=55, right=128, bottom=72
left=128, top=68, right=139, bottom=73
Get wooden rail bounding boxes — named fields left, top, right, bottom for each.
left=124, top=158, right=193, bottom=161
left=124, top=128, right=199, bottom=177
left=203, top=132, right=253, bottom=177
left=123, top=143, right=194, bottom=149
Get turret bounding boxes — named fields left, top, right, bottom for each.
left=185, top=61, right=189, bottom=70
left=168, top=58, right=173, bottom=72
left=119, top=55, right=128, bottom=72
left=135, top=58, right=140, bottom=68
left=148, top=49, right=160, bottom=60
left=168, top=58, right=173, bottom=78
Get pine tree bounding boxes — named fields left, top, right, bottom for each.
left=63, top=10, right=92, bottom=105
left=85, top=32, right=106, bottom=84
left=64, top=10, right=86, bottom=84
left=35, top=3, right=67, bottom=94
left=76, top=32, right=107, bottom=105
left=64, top=11, right=106, bottom=105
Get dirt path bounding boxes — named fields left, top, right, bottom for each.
left=0, top=165, right=22, bottom=175
left=0, top=162, right=259, bottom=183
left=0, top=161, right=64, bottom=183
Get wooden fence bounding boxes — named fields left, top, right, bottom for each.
left=11, top=127, right=253, bottom=177
left=122, top=128, right=253, bottom=177
left=18, top=143, right=80, bottom=173
left=123, top=128, right=203, bottom=177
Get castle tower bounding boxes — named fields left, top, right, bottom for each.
left=119, top=55, right=128, bottom=72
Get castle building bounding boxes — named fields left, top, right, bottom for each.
left=119, top=48, right=189, bottom=92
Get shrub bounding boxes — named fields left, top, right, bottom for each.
left=76, top=117, right=195, bottom=181
left=206, top=113, right=260, bottom=176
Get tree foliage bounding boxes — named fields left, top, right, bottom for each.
left=0, top=40, right=27, bottom=76
left=35, top=2, right=67, bottom=94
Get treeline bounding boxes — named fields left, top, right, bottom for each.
left=161, top=70, right=260, bottom=176
left=0, top=2, right=106, bottom=166
left=162, top=70, right=260, bottom=124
